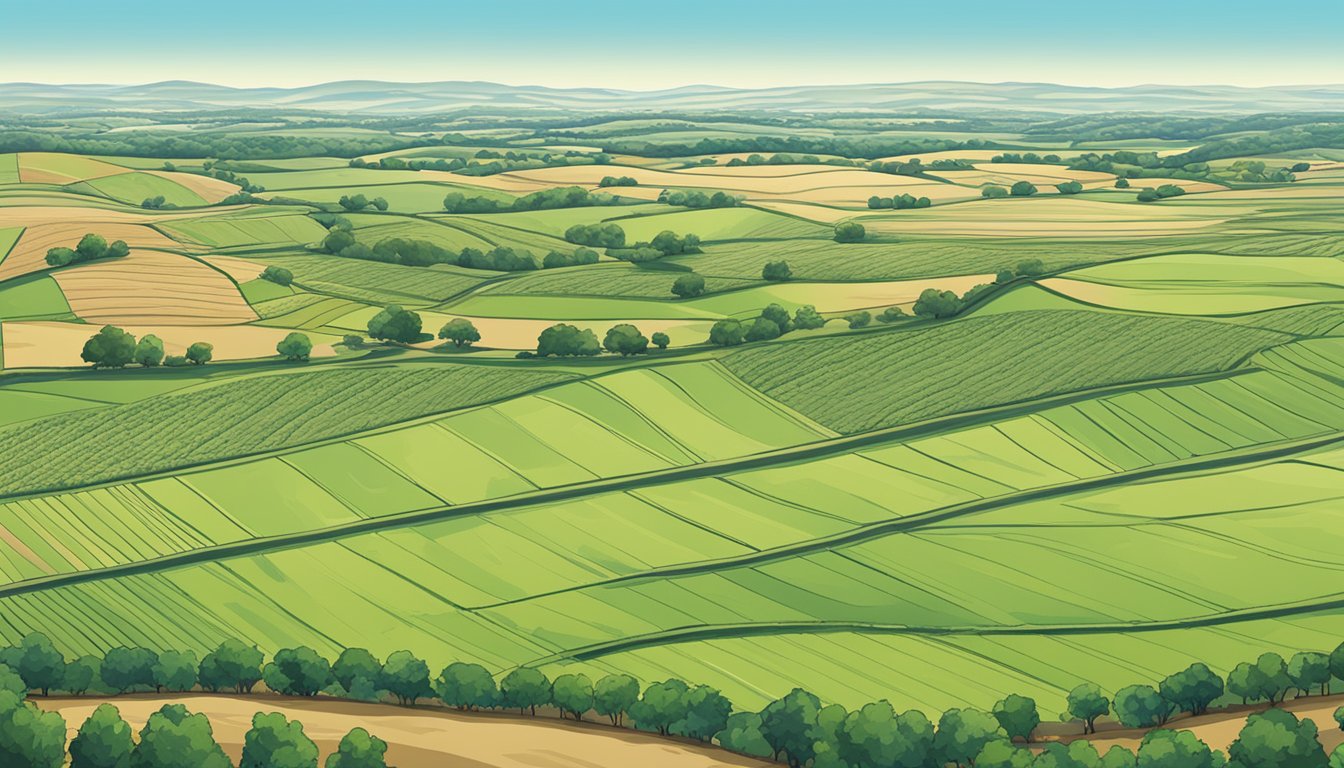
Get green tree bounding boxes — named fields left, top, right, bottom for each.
left=793, top=305, right=826, bottom=330
left=101, top=648, right=157, bottom=694
left=332, top=649, right=381, bottom=696
left=1115, top=177, right=1131, bottom=188
left=438, top=318, right=480, bottom=348
left=551, top=673, right=593, bottom=720
left=260, top=266, right=294, bottom=286
left=630, top=679, right=690, bottom=737
left=435, top=662, right=497, bottom=711
left=833, top=221, right=865, bottom=243
left=82, top=326, right=138, bottom=368
left=1255, top=652, right=1294, bottom=704
left=276, top=332, right=312, bottom=361
left=1334, top=706, right=1344, bottom=732
left=1101, top=745, right=1137, bottom=768
left=708, top=318, right=745, bottom=346
left=838, top=701, right=935, bottom=768
left=603, top=324, right=649, bottom=355
left=198, top=639, right=263, bottom=694
left=536, top=323, right=601, bottom=357
left=1227, top=708, right=1327, bottom=768
left=878, top=306, right=906, bottom=323
left=977, top=739, right=1034, bottom=768
left=762, top=260, right=792, bottom=281
left=1331, top=745, right=1344, bottom=768
left=1160, top=663, right=1224, bottom=716
left=70, top=703, right=134, bottom=768
left=992, top=694, right=1039, bottom=742
left=263, top=647, right=332, bottom=697
left=1114, top=685, right=1173, bottom=728
left=133, top=335, right=165, bottom=367
left=845, top=311, right=871, bottom=329
left=671, top=273, right=706, bottom=298
left=367, top=305, right=423, bottom=344
left=761, top=688, right=823, bottom=767
left=378, top=651, right=429, bottom=706
left=241, top=711, right=318, bottom=768
left=151, top=650, right=197, bottom=693
left=185, top=342, right=213, bottom=365
left=593, top=673, right=639, bottom=726
left=1055, top=181, right=1084, bottom=194
left=715, top=712, right=772, bottom=758
left=76, top=234, right=109, bottom=261
left=1288, top=652, right=1331, bottom=697
left=650, top=331, right=670, bottom=350
left=0, top=665, right=24, bottom=697
left=673, top=684, right=732, bottom=742
left=745, top=317, right=782, bottom=342
left=936, top=708, right=1007, bottom=768
left=325, top=728, right=388, bottom=768
left=323, top=229, right=356, bottom=254
left=7, top=634, right=64, bottom=696
left=1010, top=181, right=1038, bottom=196
left=1136, top=729, right=1218, bottom=768
left=500, top=668, right=551, bottom=716
left=63, top=655, right=101, bottom=695
left=1067, top=683, right=1110, bottom=734
left=0, top=691, right=65, bottom=768
left=1331, top=641, right=1344, bottom=686
left=1228, top=661, right=1267, bottom=705
left=131, top=703, right=232, bottom=768
left=1036, top=740, right=1103, bottom=768
left=45, top=247, right=77, bottom=267
left=982, top=185, right=1009, bottom=199
left=912, top=288, right=962, bottom=319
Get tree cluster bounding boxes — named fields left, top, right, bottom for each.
left=708, top=303, right=826, bottom=346
left=1136, top=184, right=1187, bottom=202
left=80, top=327, right=212, bottom=369
left=44, top=234, right=129, bottom=268
left=659, top=189, right=744, bottom=208
left=867, top=194, right=932, bottom=210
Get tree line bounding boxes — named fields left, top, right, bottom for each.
left=442, top=185, right=624, bottom=214
left=319, top=220, right=597, bottom=273
left=44, top=234, right=129, bottom=269
left=80, top=327, right=213, bottom=369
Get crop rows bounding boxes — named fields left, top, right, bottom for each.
left=264, top=254, right=489, bottom=303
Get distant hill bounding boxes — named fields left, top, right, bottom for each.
left=2, top=80, right=1343, bottom=115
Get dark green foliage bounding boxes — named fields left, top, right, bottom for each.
left=542, top=247, right=599, bottom=269
left=866, top=193, right=931, bottom=209
left=1116, top=177, right=1131, bottom=188
left=715, top=712, right=773, bottom=758
left=833, top=221, right=865, bottom=242
left=991, top=152, right=1062, bottom=164
left=438, top=318, right=480, bottom=348
left=1227, top=708, right=1327, bottom=768
left=762, top=260, right=792, bottom=281
left=198, top=640, right=264, bottom=694
left=46, top=234, right=129, bottom=268
left=603, top=324, right=649, bottom=355
left=378, top=651, right=430, bottom=706
left=991, top=694, right=1039, bottom=741
left=565, top=222, right=626, bottom=248
left=62, top=656, right=101, bottom=696
left=671, top=272, right=706, bottom=298
left=793, top=305, right=826, bottom=329
left=631, top=679, right=690, bottom=737
left=1160, top=663, right=1224, bottom=716
left=877, top=306, right=906, bottom=323
left=660, top=189, right=743, bottom=208
left=982, top=185, right=1009, bottom=199
left=1137, top=729, right=1218, bottom=768
left=1289, top=652, right=1332, bottom=696
left=760, top=688, right=823, bottom=767
left=262, top=647, right=332, bottom=697
left=1137, top=184, right=1186, bottom=202
left=745, top=317, right=783, bottom=342
left=0, top=691, right=66, bottom=768
left=935, top=708, right=1007, bottom=768
left=912, top=288, right=963, bottom=319
left=277, top=332, right=313, bottom=361
left=837, top=700, right=935, bottom=768
left=593, top=673, right=640, bottom=726
left=651, top=331, right=670, bottom=349
left=1067, top=683, right=1110, bottom=734
left=132, top=703, right=232, bottom=768
left=81, top=326, right=138, bottom=368
left=1036, top=740, right=1104, bottom=768
left=185, top=342, right=213, bottom=365
left=325, top=728, right=388, bottom=768
left=101, top=648, right=157, bottom=694
left=367, top=305, right=423, bottom=343
left=599, top=176, right=638, bottom=187
left=70, top=703, right=134, bottom=768
left=1010, top=181, right=1038, bottom=196
left=975, top=739, right=1034, bottom=768
left=338, top=194, right=388, bottom=212
left=1056, top=180, right=1084, bottom=194
left=261, top=265, right=294, bottom=286
left=845, top=311, right=871, bottom=329
left=241, top=711, right=319, bottom=768
left=141, top=195, right=173, bottom=210
left=151, top=650, right=198, bottom=693
left=435, top=662, right=497, bottom=711
left=709, top=318, right=746, bottom=346
left=133, top=335, right=165, bottom=367
left=536, top=323, right=601, bottom=357
left=672, top=684, right=732, bottom=742
left=332, top=649, right=381, bottom=696
left=500, top=668, right=551, bottom=716
left=551, top=673, right=594, bottom=720
left=1113, top=684, right=1173, bottom=728
left=3, top=634, right=64, bottom=696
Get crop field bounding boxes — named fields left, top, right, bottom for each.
left=2, top=97, right=1344, bottom=750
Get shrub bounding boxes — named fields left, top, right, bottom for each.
left=260, top=265, right=294, bottom=286
left=982, top=185, right=1009, bottom=199
left=671, top=273, right=706, bottom=298
left=276, top=332, right=313, bottom=361
left=762, top=261, right=792, bottom=281
left=845, top=311, right=872, bottom=329
left=536, top=324, right=601, bottom=357
left=1010, top=181, right=1038, bottom=196
left=833, top=222, right=865, bottom=242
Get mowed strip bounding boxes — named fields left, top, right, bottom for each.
left=51, top=251, right=257, bottom=325
left=0, top=321, right=333, bottom=368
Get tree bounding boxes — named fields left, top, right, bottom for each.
left=650, top=331, right=670, bottom=350
left=760, top=688, right=823, bottom=767
left=833, top=222, right=865, bottom=243
left=63, top=656, right=101, bottom=695
left=793, top=305, right=826, bottom=330
left=0, top=691, right=66, bottom=768
left=1035, top=740, right=1103, bottom=768
left=878, top=306, right=906, bottom=323
left=671, top=273, right=706, bottom=298
left=129, top=334, right=165, bottom=367
left=992, top=694, right=1039, bottom=742
left=70, top=703, right=134, bottom=768
left=325, top=728, right=388, bottom=768
left=76, top=234, right=109, bottom=261
left=982, top=185, right=1009, bottom=199
left=912, top=288, right=962, bottom=319
left=151, top=650, right=197, bottom=693
left=1228, top=661, right=1267, bottom=705
left=500, top=668, right=550, bottom=716
left=603, top=324, right=649, bottom=356
left=1255, top=652, right=1294, bottom=704
left=82, top=326, right=137, bottom=368
left=378, top=651, right=429, bottom=706
left=332, top=649, right=381, bottom=695
left=630, top=679, right=690, bottom=737
left=1116, top=177, right=1131, bottom=188
left=845, top=311, right=871, bottom=329
left=367, top=305, right=423, bottom=344
left=263, top=647, right=332, bottom=697
left=241, top=711, right=318, bottom=768
left=551, top=673, right=593, bottom=720
left=435, top=662, right=497, bottom=711
left=1160, top=663, right=1224, bottom=716
left=936, top=708, right=1007, bottom=768
left=708, top=319, right=745, bottom=346
left=1015, top=258, right=1046, bottom=277
left=1331, top=641, right=1344, bottom=686
left=1136, top=729, right=1217, bottom=768
left=323, top=229, right=356, bottom=254
left=1056, top=181, right=1084, bottom=195
left=1227, top=708, right=1327, bottom=768
left=536, top=323, right=601, bottom=357
left=1288, top=652, right=1331, bottom=697
left=276, top=332, right=312, bottom=361
left=1010, top=181, right=1038, bottom=196
left=1067, top=683, right=1110, bottom=734
left=716, top=712, right=773, bottom=758
left=7, top=634, right=64, bottom=696
left=593, top=673, right=639, bottom=726
left=1335, top=706, right=1344, bottom=732
left=101, top=647, right=157, bottom=694
left=260, top=266, right=294, bottom=286
left=1114, top=685, right=1173, bottom=728
left=132, top=703, right=232, bottom=768
left=1137, top=188, right=1159, bottom=202
left=976, top=739, right=1034, bottom=768
left=745, top=317, right=782, bottom=342
left=438, top=318, right=480, bottom=348
left=198, top=639, right=263, bottom=694
left=0, top=665, right=21, bottom=700
left=185, top=342, right=213, bottom=365
left=673, top=684, right=732, bottom=742
left=762, top=261, right=792, bottom=281
left=1332, top=745, right=1344, bottom=768
left=837, top=701, right=935, bottom=768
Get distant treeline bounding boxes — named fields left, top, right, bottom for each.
left=0, top=130, right=434, bottom=160
left=1027, top=112, right=1344, bottom=142
left=594, top=135, right=1003, bottom=159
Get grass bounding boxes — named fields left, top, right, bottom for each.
left=159, top=212, right=329, bottom=248
left=262, top=254, right=490, bottom=305
left=79, top=172, right=207, bottom=207
left=0, top=274, right=72, bottom=321
left=0, top=226, right=24, bottom=267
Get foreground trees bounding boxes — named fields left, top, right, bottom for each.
left=366, top=305, right=423, bottom=344
left=536, top=324, right=600, bottom=357
left=45, top=234, right=129, bottom=268
left=81, top=326, right=138, bottom=368
left=437, top=318, right=480, bottom=348
left=276, top=332, right=312, bottom=361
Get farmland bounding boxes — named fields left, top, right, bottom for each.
left=0, top=92, right=1342, bottom=766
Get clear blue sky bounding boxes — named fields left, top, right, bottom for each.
left=4, top=0, right=1340, bottom=89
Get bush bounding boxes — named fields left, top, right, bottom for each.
left=438, top=318, right=481, bottom=348
left=186, top=342, right=213, bottom=366
left=565, top=223, right=626, bottom=248
left=603, top=324, right=649, bottom=356
left=708, top=319, right=746, bottom=346
left=912, top=288, right=963, bottom=319
left=651, top=332, right=670, bottom=350
left=276, top=332, right=313, bottom=361
left=833, top=222, right=865, bottom=243
left=81, top=326, right=137, bottom=368
left=1115, top=177, right=1131, bottom=188
left=536, top=324, right=600, bottom=357
left=845, top=311, right=872, bottom=329
left=671, top=272, right=706, bottom=298
left=367, top=305, right=423, bottom=344
left=878, top=307, right=906, bottom=323
left=1010, top=181, right=1038, bottom=197
left=981, top=185, right=1009, bottom=199
left=1055, top=180, right=1084, bottom=195
left=341, top=334, right=364, bottom=348
left=260, top=265, right=294, bottom=286
left=762, top=261, right=792, bottom=281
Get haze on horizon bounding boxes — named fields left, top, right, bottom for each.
left=4, top=0, right=1341, bottom=91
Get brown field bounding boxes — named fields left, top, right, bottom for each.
left=38, top=695, right=769, bottom=768
left=50, top=251, right=257, bottom=325
left=0, top=222, right=188, bottom=282
left=202, top=254, right=268, bottom=281
left=0, top=321, right=331, bottom=368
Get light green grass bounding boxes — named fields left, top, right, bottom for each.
left=0, top=155, right=18, bottom=185
left=0, top=275, right=73, bottom=321
left=81, top=172, right=207, bottom=207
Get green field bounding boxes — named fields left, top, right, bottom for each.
left=80, top=171, right=208, bottom=207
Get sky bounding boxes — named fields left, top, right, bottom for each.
left=3, top=0, right=1341, bottom=90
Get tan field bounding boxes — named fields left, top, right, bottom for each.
left=17, top=153, right=125, bottom=185
left=202, top=254, right=268, bottom=281
left=0, top=321, right=333, bottom=368
left=459, top=165, right=959, bottom=198
left=38, top=695, right=770, bottom=768
left=1112, top=178, right=1227, bottom=193
left=0, top=223, right=188, bottom=282
left=145, top=169, right=241, bottom=203
left=855, top=196, right=1250, bottom=238
left=752, top=182, right=977, bottom=207
left=51, top=251, right=257, bottom=325
left=748, top=200, right=860, bottom=223
left=879, top=149, right=1009, bottom=163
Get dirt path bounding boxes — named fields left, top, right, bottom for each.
left=38, top=694, right=771, bottom=768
